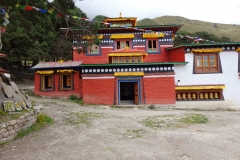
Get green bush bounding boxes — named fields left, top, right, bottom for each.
left=69, top=95, right=77, bottom=100
left=36, top=114, right=54, bottom=123
left=148, top=105, right=156, bottom=110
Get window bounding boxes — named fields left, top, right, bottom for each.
left=116, top=40, right=130, bottom=49
left=60, top=74, right=73, bottom=90
left=125, top=57, right=130, bottom=63
left=147, top=39, right=157, bottom=52
left=137, top=57, right=141, bottom=63
left=89, top=44, right=99, bottom=54
left=41, top=75, right=54, bottom=91
left=131, top=57, right=135, bottom=63
left=194, top=53, right=220, bottom=73
left=110, top=56, right=142, bottom=64
left=119, top=57, right=124, bottom=63
left=113, top=57, right=118, bottom=64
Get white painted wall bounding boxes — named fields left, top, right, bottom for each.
left=174, top=51, right=240, bottom=109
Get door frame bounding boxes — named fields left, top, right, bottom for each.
left=118, top=79, right=141, bottom=105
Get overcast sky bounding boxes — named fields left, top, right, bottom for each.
left=75, top=0, right=240, bottom=24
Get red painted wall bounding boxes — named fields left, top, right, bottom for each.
left=143, top=76, right=176, bottom=104
left=82, top=78, right=115, bottom=105
left=34, top=71, right=82, bottom=99
left=73, top=45, right=173, bottom=64
left=144, top=46, right=170, bottom=63
left=73, top=47, right=113, bottom=64
left=169, top=47, right=185, bottom=62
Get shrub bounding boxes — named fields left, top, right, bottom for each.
left=148, top=105, right=156, bottom=110
left=69, top=95, right=77, bottom=100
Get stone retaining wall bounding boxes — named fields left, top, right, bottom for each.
left=0, top=110, right=39, bottom=144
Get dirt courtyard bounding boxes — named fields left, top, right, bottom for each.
left=0, top=95, right=240, bottom=160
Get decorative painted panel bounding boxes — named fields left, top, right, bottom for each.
left=82, top=64, right=174, bottom=74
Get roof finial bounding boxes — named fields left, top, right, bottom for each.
left=119, top=12, right=122, bottom=18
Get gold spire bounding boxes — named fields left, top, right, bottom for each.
left=119, top=12, right=122, bottom=18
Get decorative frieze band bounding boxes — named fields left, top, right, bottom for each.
left=82, top=64, right=174, bottom=74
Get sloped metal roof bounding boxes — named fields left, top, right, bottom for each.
left=31, top=61, right=82, bottom=69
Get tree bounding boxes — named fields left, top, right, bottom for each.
left=173, top=30, right=195, bottom=46
left=0, top=0, right=100, bottom=71
left=93, top=15, right=108, bottom=27
left=1, top=0, right=57, bottom=71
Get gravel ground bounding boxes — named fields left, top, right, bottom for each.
left=0, top=79, right=240, bottom=160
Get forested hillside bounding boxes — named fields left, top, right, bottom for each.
left=137, top=16, right=240, bottom=42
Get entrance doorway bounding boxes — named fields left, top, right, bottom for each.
left=119, top=81, right=139, bottom=105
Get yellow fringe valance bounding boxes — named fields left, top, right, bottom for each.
left=175, top=85, right=226, bottom=90
left=142, top=32, right=164, bottom=38
left=114, top=72, right=144, bottom=77
left=57, top=69, right=75, bottom=73
left=108, top=53, right=148, bottom=57
left=236, top=47, right=240, bottom=52
left=192, top=48, right=222, bottom=53
left=82, top=34, right=103, bottom=40
left=110, top=34, right=134, bottom=39
left=36, top=70, right=54, bottom=75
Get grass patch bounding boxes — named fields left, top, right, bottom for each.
left=126, top=129, right=146, bottom=138
left=0, top=110, right=31, bottom=123
left=0, top=109, right=7, bottom=116
left=66, top=112, right=103, bottom=126
left=143, top=116, right=165, bottom=128
left=142, top=114, right=208, bottom=129
left=15, top=114, right=53, bottom=139
left=68, top=95, right=84, bottom=105
left=69, top=99, right=84, bottom=105
left=179, top=114, right=208, bottom=124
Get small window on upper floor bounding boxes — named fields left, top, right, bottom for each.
left=117, top=40, right=130, bottom=49
left=194, top=53, right=221, bottom=74
left=147, top=39, right=159, bottom=53
left=88, top=44, right=100, bottom=54
left=90, top=44, right=99, bottom=54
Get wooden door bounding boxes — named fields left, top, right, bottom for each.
left=134, top=82, right=139, bottom=104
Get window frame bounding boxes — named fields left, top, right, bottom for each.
left=82, top=41, right=102, bottom=56
left=115, top=40, right=131, bottom=49
left=111, top=56, right=142, bottom=64
left=41, top=75, right=54, bottom=91
left=146, top=38, right=160, bottom=53
left=194, top=52, right=221, bottom=74
left=88, top=43, right=100, bottom=54
left=59, top=73, right=74, bottom=91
